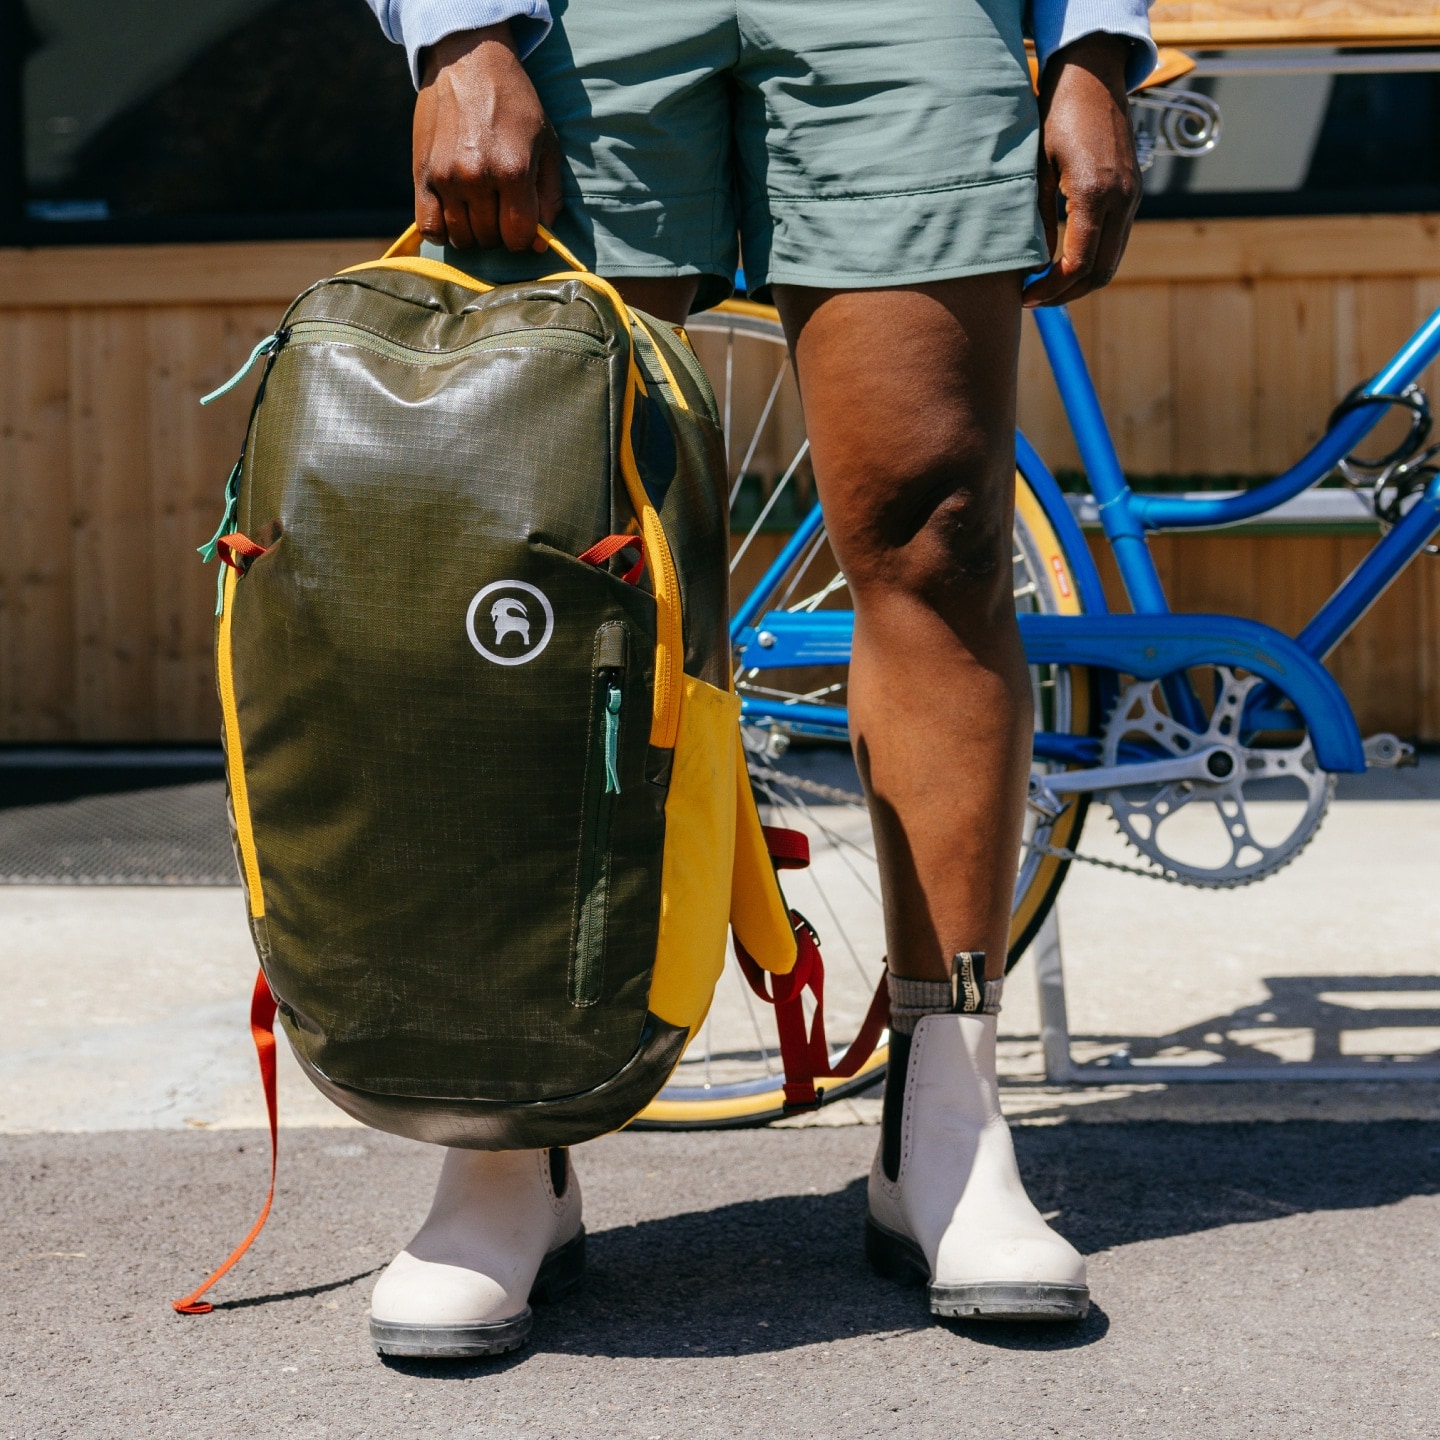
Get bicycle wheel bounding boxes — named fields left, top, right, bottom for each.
left=632, top=300, right=1094, bottom=1129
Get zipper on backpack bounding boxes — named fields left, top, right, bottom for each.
left=283, top=319, right=607, bottom=367
left=603, top=683, right=622, bottom=795
left=572, top=624, right=628, bottom=1007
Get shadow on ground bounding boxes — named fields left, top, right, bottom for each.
left=1075, top=972, right=1440, bottom=1071
left=4, top=1121, right=1439, bottom=1372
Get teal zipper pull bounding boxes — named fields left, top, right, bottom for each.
left=603, top=683, right=623, bottom=794
left=200, top=333, right=280, bottom=405
left=197, top=459, right=243, bottom=614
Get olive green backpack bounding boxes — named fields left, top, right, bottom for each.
left=201, top=222, right=801, bottom=1137
left=170, top=230, right=896, bottom=1315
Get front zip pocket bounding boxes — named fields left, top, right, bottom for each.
left=571, top=622, right=629, bottom=1007
left=284, top=318, right=607, bottom=367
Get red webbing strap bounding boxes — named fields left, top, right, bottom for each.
left=735, top=925, right=890, bottom=1111
left=216, top=533, right=268, bottom=572
left=735, top=825, right=891, bottom=1112
left=579, top=533, right=645, bottom=586
left=761, top=825, right=810, bottom=870
left=172, top=969, right=278, bottom=1315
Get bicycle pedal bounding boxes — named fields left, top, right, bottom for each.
left=1363, top=733, right=1417, bottom=768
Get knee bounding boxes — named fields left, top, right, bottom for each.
left=839, top=447, right=1014, bottom=613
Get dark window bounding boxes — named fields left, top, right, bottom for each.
left=1140, top=55, right=1440, bottom=220
left=1, top=0, right=415, bottom=244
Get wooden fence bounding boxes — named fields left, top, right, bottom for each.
left=2, top=216, right=1439, bottom=742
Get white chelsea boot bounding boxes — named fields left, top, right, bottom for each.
left=866, top=1008, right=1088, bottom=1321
left=369, top=1146, right=584, bottom=1357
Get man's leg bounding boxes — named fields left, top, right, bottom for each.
left=773, top=275, right=1031, bottom=986
left=775, top=274, right=1089, bottom=1321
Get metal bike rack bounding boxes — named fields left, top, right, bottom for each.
left=1032, top=908, right=1440, bottom=1084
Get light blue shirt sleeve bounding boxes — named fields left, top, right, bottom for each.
left=361, top=1, right=552, bottom=87
left=1030, top=0, right=1158, bottom=92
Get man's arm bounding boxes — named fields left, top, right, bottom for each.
left=361, top=0, right=552, bottom=87
left=409, top=25, right=562, bottom=251
left=1023, top=25, right=1147, bottom=307
left=1030, top=0, right=1157, bottom=93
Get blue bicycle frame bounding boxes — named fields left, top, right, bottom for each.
left=734, top=302, right=1440, bottom=776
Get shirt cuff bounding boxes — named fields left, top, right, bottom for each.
left=1030, top=0, right=1158, bottom=92
left=367, top=1, right=553, bottom=87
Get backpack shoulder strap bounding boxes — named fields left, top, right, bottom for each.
left=729, top=728, right=798, bottom=976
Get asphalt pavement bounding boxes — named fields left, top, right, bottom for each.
left=4, top=1121, right=1440, bottom=1439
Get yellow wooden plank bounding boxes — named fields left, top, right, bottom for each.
left=1254, top=279, right=1336, bottom=472
left=0, top=238, right=388, bottom=308
left=1113, top=215, right=1440, bottom=285
left=1152, top=1, right=1440, bottom=46
left=1173, top=282, right=1257, bottom=473
left=1091, top=282, right=1175, bottom=475
left=0, top=311, right=76, bottom=739
left=146, top=307, right=269, bottom=741
left=69, top=308, right=155, bottom=740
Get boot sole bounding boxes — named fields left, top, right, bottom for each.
left=370, top=1228, right=586, bottom=1358
left=866, top=1217, right=1089, bottom=1322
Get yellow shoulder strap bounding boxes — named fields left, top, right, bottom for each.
left=729, top=729, right=798, bottom=975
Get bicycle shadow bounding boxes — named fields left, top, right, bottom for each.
left=1096, top=973, right=1440, bottom=1069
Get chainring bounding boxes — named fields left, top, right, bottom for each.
left=1100, top=668, right=1334, bottom=888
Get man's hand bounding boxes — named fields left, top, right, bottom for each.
left=414, top=24, right=562, bottom=252
left=1024, top=34, right=1141, bottom=308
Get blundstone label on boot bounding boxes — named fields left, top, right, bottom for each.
left=953, top=952, right=984, bottom=1014
left=466, top=581, right=555, bottom=666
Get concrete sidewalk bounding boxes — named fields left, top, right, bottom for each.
left=2, top=761, right=1438, bottom=1437
left=5, top=763, right=1439, bottom=1133
left=4, top=1123, right=1439, bottom=1439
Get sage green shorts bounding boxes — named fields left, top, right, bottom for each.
left=433, top=0, right=1046, bottom=309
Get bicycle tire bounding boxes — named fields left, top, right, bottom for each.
left=631, top=300, right=1094, bottom=1130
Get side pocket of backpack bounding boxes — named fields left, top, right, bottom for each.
left=571, top=621, right=630, bottom=1007
left=645, top=673, right=740, bottom=1039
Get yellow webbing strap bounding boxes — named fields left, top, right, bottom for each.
left=729, top=728, right=798, bottom=975
left=218, top=566, right=266, bottom=918
left=341, top=255, right=494, bottom=292
left=631, top=317, right=691, bottom=414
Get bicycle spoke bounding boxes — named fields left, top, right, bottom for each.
left=730, top=439, right=811, bottom=573
left=729, top=358, right=791, bottom=505
left=791, top=569, right=851, bottom=613
left=773, top=526, right=833, bottom=612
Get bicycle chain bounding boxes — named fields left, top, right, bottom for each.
left=747, top=760, right=1199, bottom=887
left=1019, top=835, right=1188, bottom=885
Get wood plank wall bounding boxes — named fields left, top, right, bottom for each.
left=2, top=217, right=1439, bottom=742
left=0, top=240, right=378, bottom=742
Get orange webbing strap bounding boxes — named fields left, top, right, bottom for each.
left=578, top=533, right=646, bottom=586
left=216, top=533, right=268, bottom=573
left=733, top=826, right=891, bottom=1112
left=172, top=968, right=279, bottom=1315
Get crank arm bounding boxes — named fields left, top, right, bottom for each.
left=1042, top=745, right=1237, bottom=796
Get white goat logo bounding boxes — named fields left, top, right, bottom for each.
left=490, top=597, right=531, bottom=649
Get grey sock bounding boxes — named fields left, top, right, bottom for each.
left=887, top=952, right=1002, bottom=1034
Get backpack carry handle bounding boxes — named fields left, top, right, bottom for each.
left=381, top=221, right=587, bottom=275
